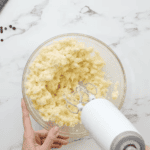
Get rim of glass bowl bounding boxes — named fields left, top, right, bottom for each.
left=22, top=33, right=127, bottom=137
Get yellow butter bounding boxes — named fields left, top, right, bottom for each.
left=25, top=38, right=118, bottom=127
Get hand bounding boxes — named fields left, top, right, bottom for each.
left=146, top=145, right=150, bottom=150
left=21, top=98, right=69, bottom=150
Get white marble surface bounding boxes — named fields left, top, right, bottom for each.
left=0, top=0, right=150, bottom=149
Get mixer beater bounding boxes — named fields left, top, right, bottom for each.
left=63, top=81, right=97, bottom=114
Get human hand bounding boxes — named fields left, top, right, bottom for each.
left=146, top=145, right=150, bottom=150
left=21, top=98, right=69, bottom=150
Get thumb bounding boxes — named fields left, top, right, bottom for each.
left=41, top=127, right=59, bottom=150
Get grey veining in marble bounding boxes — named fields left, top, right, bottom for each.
left=0, top=0, right=150, bottom=149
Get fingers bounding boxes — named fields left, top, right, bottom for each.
left=35, top=135, right=42, bottom=145
left=35, top=129, right=48, bottom=138
left=51, top=144, right=62, bottom=149
left=146, top=146, right=150, bottom=150
left=41, top=139, right=64, bottom=149
left=41, top=136, right=69, bottom=146
left=53, top=138, right=69, bottom=145
left=41, top=127, right=59, bottom=150
left=21, top=98, right=34, bottom=138
left=36, top=128, right=69, bottom=148
left=36, top=128, right=69, bottom=140
left=57, top=135, right=69, bottom=140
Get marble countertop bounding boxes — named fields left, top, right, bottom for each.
left=0, top=0, right=150, bottom=149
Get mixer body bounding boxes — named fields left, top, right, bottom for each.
left=80, top=97, right=145, bottom=150
left=63, top=82, right=145, bottom=150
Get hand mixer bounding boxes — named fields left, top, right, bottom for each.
left=63, top=81, right=145, bottom=150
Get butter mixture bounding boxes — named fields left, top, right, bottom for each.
left=112, top=82, right=119, bottom=100
left=25, top=38, right=118, bottom=127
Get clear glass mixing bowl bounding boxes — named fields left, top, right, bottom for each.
left=22, top=33, right=126, bottom=138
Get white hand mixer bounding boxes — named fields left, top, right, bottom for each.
left=63, top=81, right=145, bottom=150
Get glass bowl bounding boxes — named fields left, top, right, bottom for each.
left=22, top=33, right=126, bottom=138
